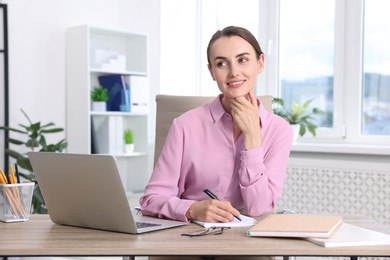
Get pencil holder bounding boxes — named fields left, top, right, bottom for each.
left=0, top=182, right=34, bottom=222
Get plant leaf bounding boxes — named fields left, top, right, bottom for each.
left=0, top=126, right=27, bottom=134
left=41, top=127, right=64, bottom=133
left=8, top=138, right=25, bottom=145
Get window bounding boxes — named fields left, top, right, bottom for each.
left=160, top=0, right=390, bottom=152
left=160, top=0, right=199, bottom=96
left=362, top=0, right=390, bottom=135
left=267, top=0, right=390, bottom=145
left=279, top=0, right=335, bottom=128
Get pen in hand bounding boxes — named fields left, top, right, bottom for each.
left=203, top=189, right=242, bottom=221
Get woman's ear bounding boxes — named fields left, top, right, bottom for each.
left=257, top=54, right=265, bottom=74
left=208, top=64, right=216, bottom=81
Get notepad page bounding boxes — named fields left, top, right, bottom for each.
left=193, top=214, right=257, bottom=228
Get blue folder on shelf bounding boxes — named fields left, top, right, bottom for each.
left=98, top=74, right=130, bottom=112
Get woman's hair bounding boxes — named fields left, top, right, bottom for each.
left=207, top=26, right=264, bottom=66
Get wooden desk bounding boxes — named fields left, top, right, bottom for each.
left=1, top=215, right=390, bottom=258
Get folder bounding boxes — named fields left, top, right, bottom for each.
left=247, top=214, right=343, bottom=238
left=98, top=74, right=130, bottom=112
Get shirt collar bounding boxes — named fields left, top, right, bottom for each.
left=209, top=94, right=226, bottom=122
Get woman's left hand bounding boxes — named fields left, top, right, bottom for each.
left=230, top=91, right=262, bottom=149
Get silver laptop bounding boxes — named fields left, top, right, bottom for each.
left=28, top=152, right=187, bottom=234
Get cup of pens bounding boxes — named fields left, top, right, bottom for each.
left=0, top=164, right=35, bottom=222
left=0, top=182, right=34, bottom=222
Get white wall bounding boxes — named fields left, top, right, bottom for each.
left=2, top=0, right=160, bottom=166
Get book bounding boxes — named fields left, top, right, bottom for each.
left=91, top=115, right=123, bottom=154
left=247, top=214, right=343, bottom=238
left=128, top=75, right=149, bottom=113
left=193, top=214, right=257, bottom=228
left=306, top=223, right=390, bottom=247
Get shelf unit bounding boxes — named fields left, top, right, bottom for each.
left=66, top=25, right=149, bottom=195
left=0, top=4, right=9, bottom=169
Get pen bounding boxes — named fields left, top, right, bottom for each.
left=203, top=189, right=242, bottom=221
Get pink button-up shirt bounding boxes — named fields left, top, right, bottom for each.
left=140, top=95, right=293, bottom=222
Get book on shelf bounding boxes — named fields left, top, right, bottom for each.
left=193, top=214, right=257, bottom=228
left=90, top=117, right=99, bottom=154
left=98, top=74, right=130, bottom=112
left=91, top=116, right=124, bottom=155
left=306, top=223, right=390, bottom=247
left=247, top=214, right=343, bottom=238
left=128, top=75, right=149, bottom=113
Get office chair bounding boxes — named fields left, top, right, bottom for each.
left=154, top=94, right=273, bottom=166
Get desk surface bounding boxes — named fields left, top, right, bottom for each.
left=1, top=214, right=390, bottom=257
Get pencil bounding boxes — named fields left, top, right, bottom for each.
left=1, top=167, right=26, bottom=218
left=9, top=165, right=21, bottom=202
left=0, top=169, right=7, bottom=184
left=9, top=165, right=16, bottom=184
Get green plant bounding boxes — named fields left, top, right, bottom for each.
left=0, top=109, right=68, bottom=213
left=272, top=97, right=323, bottom=137
left=123, top=129, right=134, bottom=144
left=91, top=86, right=109, bottom=102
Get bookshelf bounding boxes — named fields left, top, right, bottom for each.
left=0, top=4, right=9, bottom=170
left=66, top=25, right=149, bottom=196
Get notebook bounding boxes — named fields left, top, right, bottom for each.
left=247, top=214, right=343, bottom=238
left=306, top=223, right=390, bottom=247
left=28, top=152, right=188, bottom=234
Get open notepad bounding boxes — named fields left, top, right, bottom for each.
left=193, top=214, right=257, bottom=228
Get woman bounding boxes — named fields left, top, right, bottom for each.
left=140, top=26, right=293, bottom=224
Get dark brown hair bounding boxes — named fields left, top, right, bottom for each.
left=207, top=26, right=264, bottom=66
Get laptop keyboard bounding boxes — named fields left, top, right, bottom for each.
left=136, top=221, right=162, bottom=229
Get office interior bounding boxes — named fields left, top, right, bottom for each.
left=0, top=1, right=389, bottom=258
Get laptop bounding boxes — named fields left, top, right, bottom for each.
left=28, top=152, right=188, bottom=234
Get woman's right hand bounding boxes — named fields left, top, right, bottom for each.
left=185, top=200, right=240, bottom=222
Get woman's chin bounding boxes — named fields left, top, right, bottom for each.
left=224, top=91, right=249, bottom=99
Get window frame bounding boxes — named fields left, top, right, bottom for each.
left=259, top=0, right=390, bottom=153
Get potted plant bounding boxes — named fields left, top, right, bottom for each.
left=0, top=109, right=68, bottom=213
left=91, top=86, right=109, bottom=111
left=272, top=97, right=323, bottom=139
left=123, top=128, right=134, bottom=154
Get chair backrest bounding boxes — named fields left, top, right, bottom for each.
left=154, top=94, right=273, bottom=166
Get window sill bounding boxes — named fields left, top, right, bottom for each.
left=291, top=142, right=390, bottom=156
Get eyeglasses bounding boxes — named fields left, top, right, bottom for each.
left=181, top=226, right=231, bottom=237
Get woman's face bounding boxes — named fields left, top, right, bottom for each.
left=208, top=36, right=264, bottom=99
